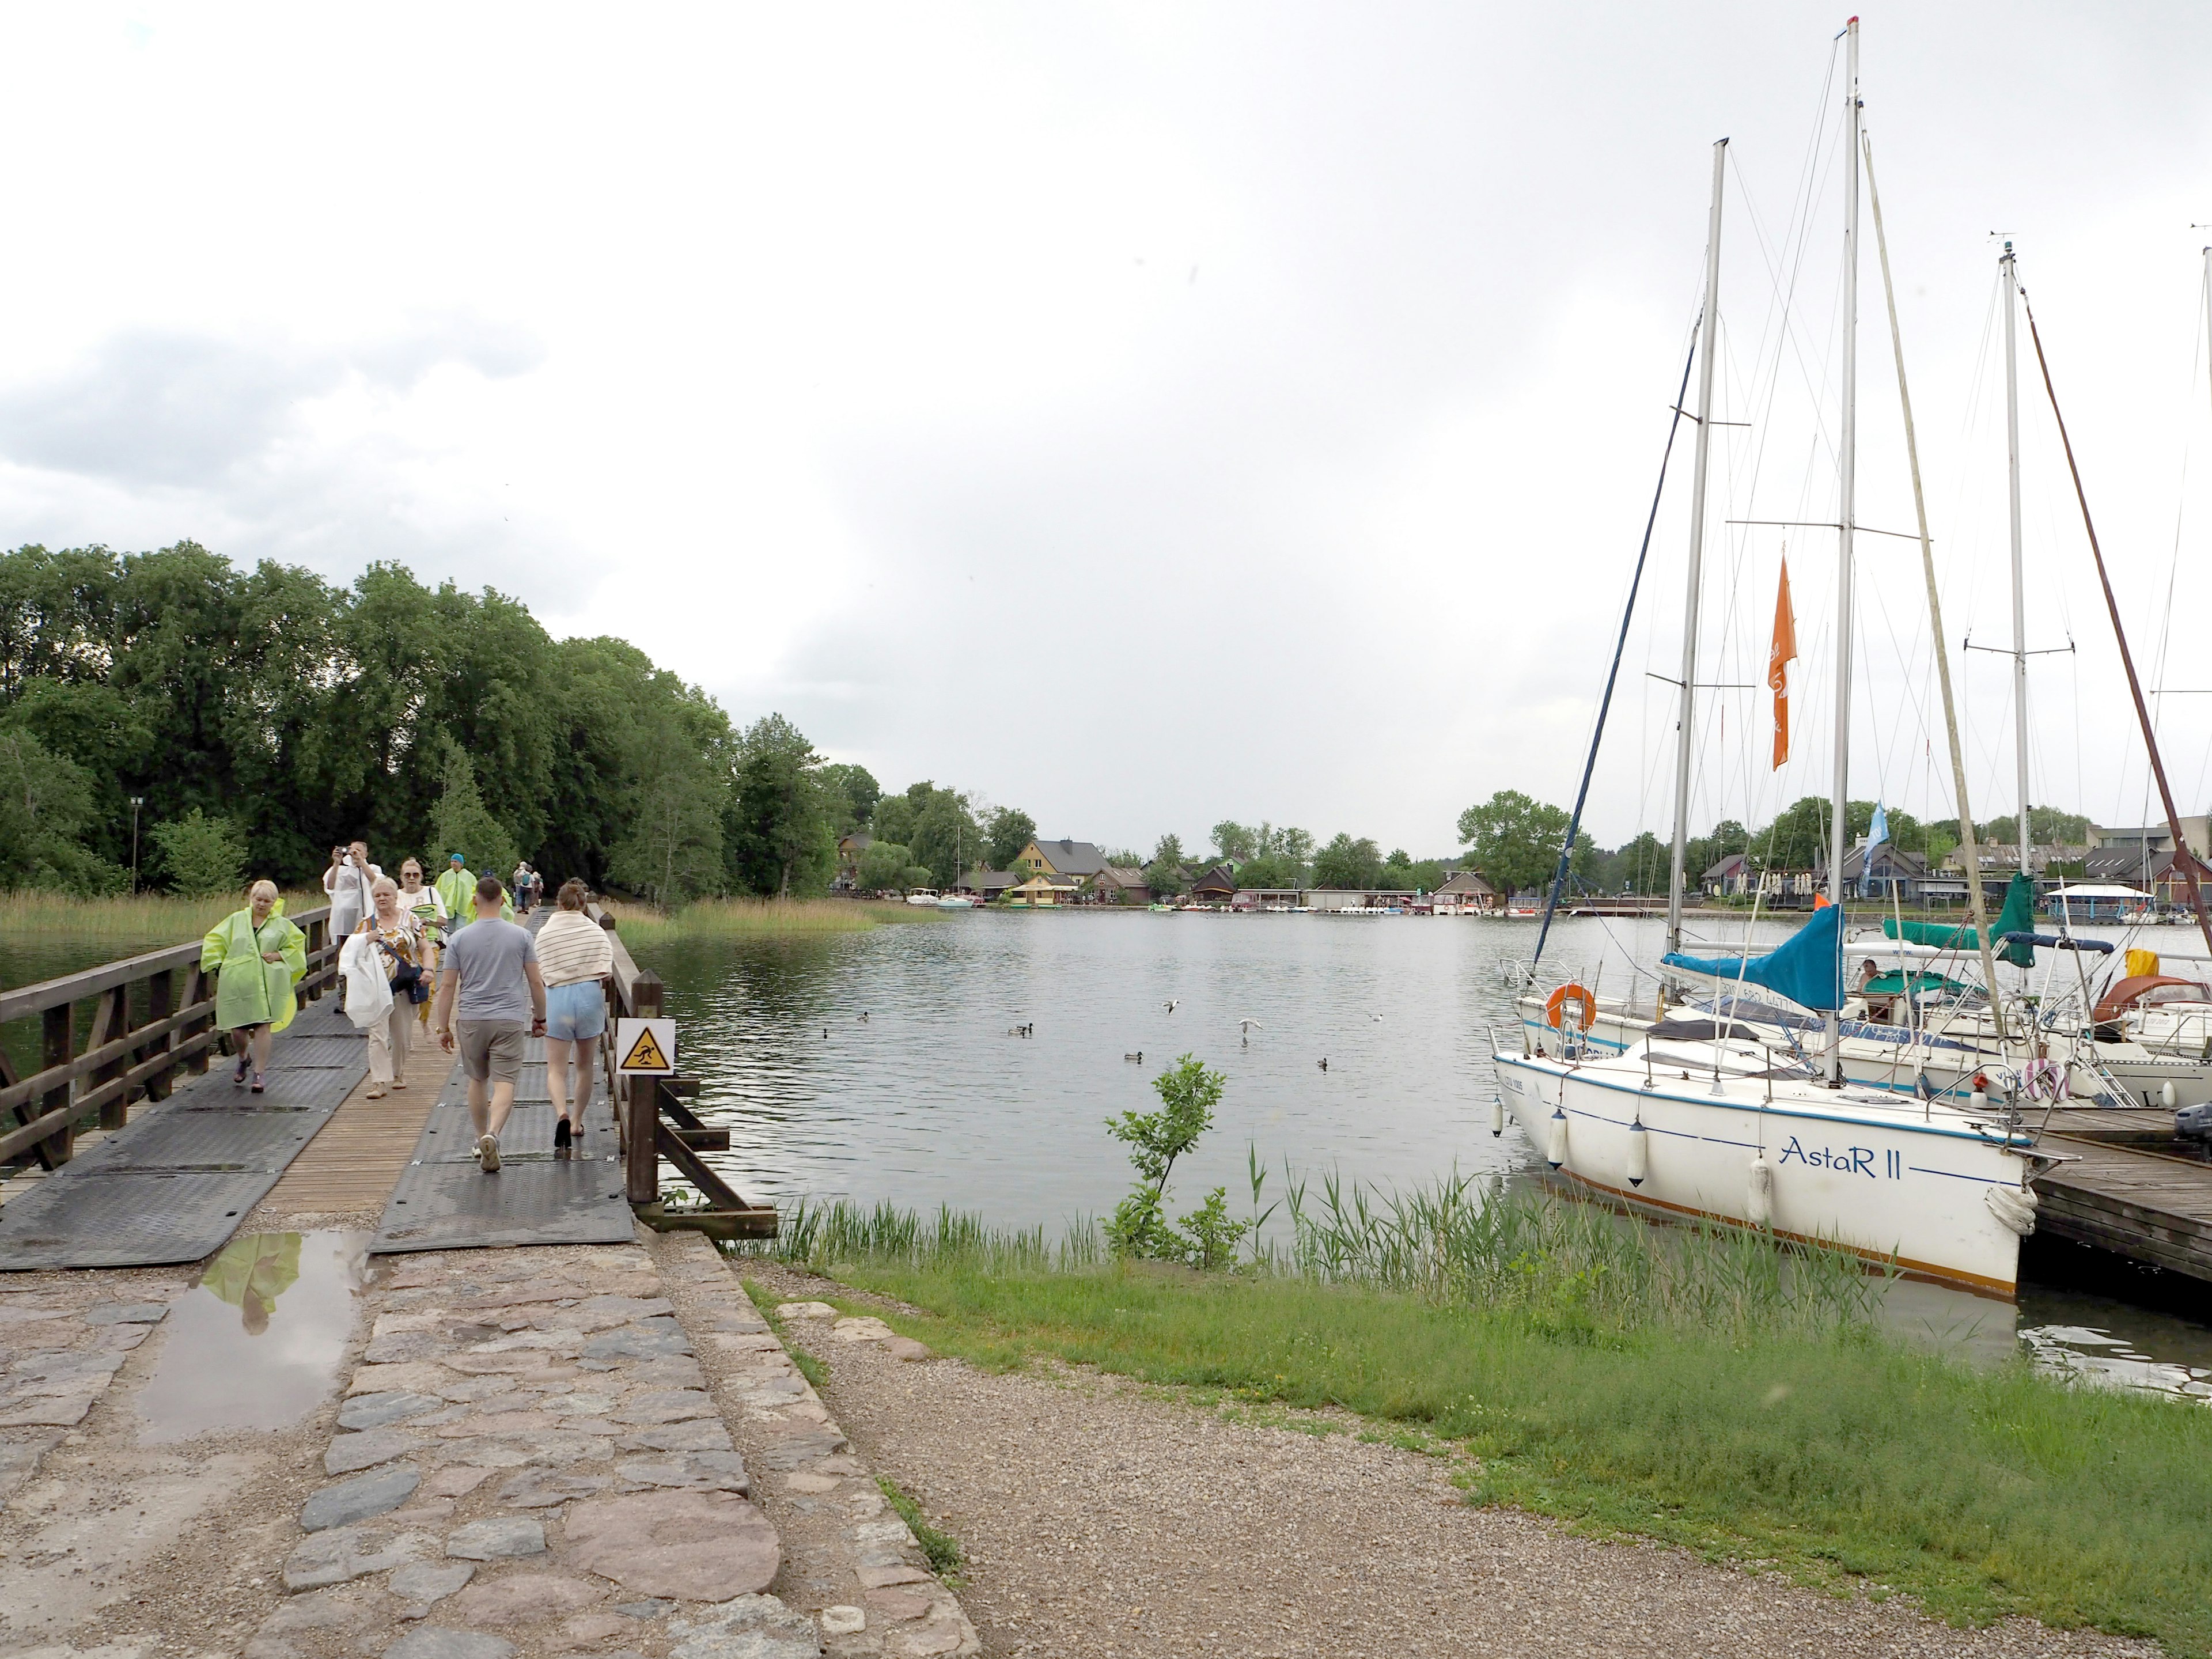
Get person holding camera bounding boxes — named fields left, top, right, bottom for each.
left=323, top=840, right=382, bottom=1004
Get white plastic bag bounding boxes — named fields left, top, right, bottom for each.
left=340, top=931, right=393, bottom=1030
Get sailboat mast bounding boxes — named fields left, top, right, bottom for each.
left=1827, top=17, right=1860, bottom=1081
left=2003, top=244, right=2032, bottom=897
left=1665, top=137, right=1729, bottom=965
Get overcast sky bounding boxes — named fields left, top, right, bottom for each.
left=5, top=5, right=2211, bottom=857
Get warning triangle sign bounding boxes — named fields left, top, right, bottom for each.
left=621, top=1027, right=670, bottom=1071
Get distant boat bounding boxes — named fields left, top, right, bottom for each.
left=904, top=889, right=940, bottom=906
left=935, top=895, right=978, bottom=910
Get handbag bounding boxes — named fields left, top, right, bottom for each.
left=377, top=938, right=429, bottom=1002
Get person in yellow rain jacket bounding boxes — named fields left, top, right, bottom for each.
left=199, top=1232, right=301, bottom=1335
left=435, top=854, right=513, bottom=931
left=200, top=878, right=307, bottom=1094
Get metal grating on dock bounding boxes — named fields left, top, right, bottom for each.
left=370, top=1036, right=631, bottom=1255
left=0, top=998, right=369, bottom=1270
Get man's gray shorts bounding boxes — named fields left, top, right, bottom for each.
left=457, top=1020, right=527, bottom=1084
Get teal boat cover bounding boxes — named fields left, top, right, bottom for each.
left=1662, top=900, right=1843, bottom=1012
left=1882, top=870, right=2036, bottom=968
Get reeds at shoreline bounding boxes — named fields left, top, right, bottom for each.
left=608, top=896, right=938, bottom=942
left=0, top=889, right=325, bottom=948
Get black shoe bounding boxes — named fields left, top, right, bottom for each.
left=554, top=1118, right=573, bottom=1150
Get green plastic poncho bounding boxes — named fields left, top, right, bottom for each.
left=201, top=907, right=308, bottom=1033
left=435, top=864, right=514, bottom=929
left=199, top=1232, right=301, bottom=1334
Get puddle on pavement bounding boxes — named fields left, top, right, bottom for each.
left=135, top=1230, right=374, bottom=1443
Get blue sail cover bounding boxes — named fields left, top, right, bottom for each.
left=1661, top=900, right=1844, bottom=1012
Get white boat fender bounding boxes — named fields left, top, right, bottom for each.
left=1985, top=1183, right=2037, bottom=1237
left=1747, top=1156, right=1773, bottom=1229
left=1491, top=1095, right=1505, bottom=1138
left=1626, top=1117, right=1649, bottom=1187
left=1546, top=1107, right=1567, bottom=1169
left=2160, top=1081, right=2178, bottom=1110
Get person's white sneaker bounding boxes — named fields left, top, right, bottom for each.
left=478, top=1132, right=501, bottom=1172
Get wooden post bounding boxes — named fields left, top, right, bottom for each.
left=145, top=968, right=175, bottom=1101
left=304, top=916, right=325, bottom=1000
left=624, top=971, right=663, bottom=1206
left=86, top=984, right=131, bottom=1130
left=39, top=1002, right=74, bottom=1167
left=180, top=965, right=212, bottom=1075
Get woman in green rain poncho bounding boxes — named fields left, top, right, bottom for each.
left=200, top=878, right=307, bottom=1094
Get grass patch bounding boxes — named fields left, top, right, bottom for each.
left=0, top=888, right=323, bottom=949
left=876, top=1475, right=964, bottom=1581
left=751, top=1189, right=2212, bottom=1657
left=605, top=896, right=938, bottom=941
left=790, top=1347, right=830, bottom=1391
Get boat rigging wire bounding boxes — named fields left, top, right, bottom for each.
left=1533, top=329, right=1703, bottom=968
left=2017, top=283, right=2212, bottom=959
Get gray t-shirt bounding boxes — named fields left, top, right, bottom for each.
left=444, top=917, right=538, bottom=1024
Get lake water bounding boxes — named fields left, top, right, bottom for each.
left=635, top=907, right=2212, bottom=1403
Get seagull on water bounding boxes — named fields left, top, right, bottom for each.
left=1163, top=999, right=1180, bottom=1014
left=1237, top=1018, right=1264, bottom=1033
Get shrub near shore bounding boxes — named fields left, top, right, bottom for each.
left=605, top=896, right=941, bottom=942
left=749, top=1184, right=2212, bottom=1658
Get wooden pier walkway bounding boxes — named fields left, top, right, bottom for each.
left=1, top=901, right=772, bottom=1270
left=2032, top=1106, right=2212, bottom=1286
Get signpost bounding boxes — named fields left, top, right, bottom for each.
left=615, top=1017, right=676, bottom=1077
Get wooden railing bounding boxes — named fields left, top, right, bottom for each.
left=0, top=904, right=341, bottom=1169
left=592, top=906, right=777, bottom=1240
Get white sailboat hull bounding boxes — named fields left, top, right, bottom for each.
left=1497, top=1051, right=2032, bottom=1295
left=1517, top=999, right=2212, bottom=1110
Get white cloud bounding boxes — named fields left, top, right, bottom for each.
left=1, top=3, right=2209, bottom=853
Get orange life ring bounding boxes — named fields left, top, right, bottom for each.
left=1546, top=983, right=1597, bottom=1032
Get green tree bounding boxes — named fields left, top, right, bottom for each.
left=857, top=840, right=916, bottom=892
left=1210, top=820, right=1258, bottom=863
left=1457, top=790, right=1574, bottom=897
left=1612, top=830, right=1671, bottom=895
left=429, top=748, right=520, bottom=885
left=986, top=806, right=1037, bottom=870
left=1104, top=1054, right=1226, bottom=1261
left=727, top=714, right=836, bottom=898
left=609, top=700, right=727, bottom=906
left=1312, top=832, right=1382, bottom=891
left=819, top=763, right=881, bottom=836
left=1979, top=805, right=2092, bottom=848
left=1145, top=832, right=1190, bottom=897
left=149, top=807, right=249, bottom=896
left=0, top=724, right=123, bottom=893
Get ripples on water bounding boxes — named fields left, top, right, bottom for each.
left=638, top=908, right=2212, bottom=1399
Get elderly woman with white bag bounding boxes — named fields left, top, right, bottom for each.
left=340, top=877, right=425, bottom=1098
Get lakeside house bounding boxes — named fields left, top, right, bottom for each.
left=1304, top=889, right=1421, bottom=911
left=1188, top=862, right=1240, bottom=904
left=953, top=868, right=1020, bottom=902
left=1088, top=865, right=1153, bottom=904
left=834, top=831, right=873, bottom=892
left=1004, top=872, right=1081, bottom=907
left=1014, top=838, right=1109, bottom=881
left=2085, top=822, right=2210, bottom=906
left=1819, top=842, right=1930, bottom=904
left=1229, top=888, right=1302, bottom=911
left=1431, top=870, right=1500, bottom=914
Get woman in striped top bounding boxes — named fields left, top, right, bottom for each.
left=537, top=878, right=615, bottom=1150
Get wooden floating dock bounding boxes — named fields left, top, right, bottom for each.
left=2033, top=1107, right=2212, bottom=1286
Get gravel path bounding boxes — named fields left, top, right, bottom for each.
left=743, top=1263, right=2158, bottom=1659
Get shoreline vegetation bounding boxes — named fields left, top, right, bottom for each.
left=606, top=896, right=942, bottom=943
left=741, top=1180, right=2212, bottom=1658
left=0, top=888, right=325, bottom=953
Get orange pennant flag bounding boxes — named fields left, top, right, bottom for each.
left=1768, top=556, right=1797, bottom=770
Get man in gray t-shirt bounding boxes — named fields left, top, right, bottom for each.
left=434, top=876, right=547, bottom=1172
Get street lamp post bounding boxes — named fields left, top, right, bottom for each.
left=130, top=797, right=143, bottom=892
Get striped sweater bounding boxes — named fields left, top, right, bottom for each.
left=535, top=910, right=614, bottom=987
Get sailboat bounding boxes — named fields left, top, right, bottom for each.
left=1519, top=237, right=2212, bottom=1115
left=1497, top=22, right=2052, bottom=1296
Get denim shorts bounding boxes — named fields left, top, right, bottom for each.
left=544, top=979, right=607, bottom=1041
